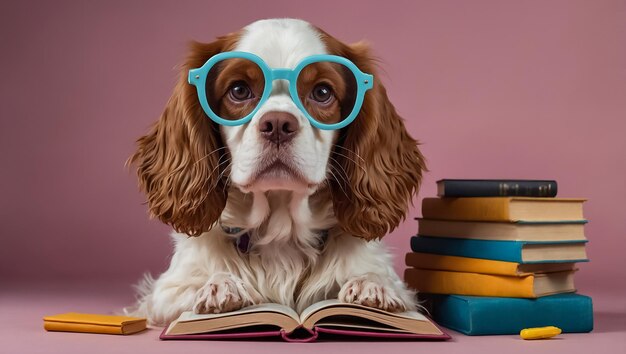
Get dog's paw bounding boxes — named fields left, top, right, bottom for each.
left=193, top=273, right=261, bottom=314
left=338, top=273, right=409, bottom=312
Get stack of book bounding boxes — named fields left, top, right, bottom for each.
left=404, top=179, right=594, bottom=335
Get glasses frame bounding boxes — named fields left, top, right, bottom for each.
left=188, top=51, right=374, bottom=130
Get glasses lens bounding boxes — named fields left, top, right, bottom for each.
left=205, top=58, right=265, bottom=121
left=296, top=61, right=358, bottom=125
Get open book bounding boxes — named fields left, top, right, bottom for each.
left=160, top=300, right=449, bottom=342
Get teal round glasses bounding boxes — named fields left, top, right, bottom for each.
left=188, top=51, right=374, bottom=130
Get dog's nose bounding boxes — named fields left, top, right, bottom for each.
left=258, top=111, right=299, bottom=146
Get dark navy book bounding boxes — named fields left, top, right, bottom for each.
left=437, top=179, right=558, bottom=197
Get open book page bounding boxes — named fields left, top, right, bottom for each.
left=314, top=320, right=413, bottom=333
left=166, top=303, right=301, bottom=335
left=298, top=299, right=441, bottom=335
left=178, top=303, right=300, bottom=323
left=299, top=299, right=428, bottom=323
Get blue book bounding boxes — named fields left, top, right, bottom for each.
left=421, top=293, right=593, bottom=335
left=410, top=236, right=589, bottom=264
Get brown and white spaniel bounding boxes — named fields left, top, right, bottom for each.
left=126, top=18, right=425, bottom=327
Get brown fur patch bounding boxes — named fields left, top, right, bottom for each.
left=317, top=28, right=427, bottom=241
left=127, top=32, right=240, bottom=236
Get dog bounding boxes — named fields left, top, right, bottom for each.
left=126, top=18, right=425, bottom=327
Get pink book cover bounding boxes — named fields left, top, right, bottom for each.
left=159, top=322, right=451, bottom=342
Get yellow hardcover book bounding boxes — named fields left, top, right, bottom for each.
left=43, top=313, right=147, bottom=335
left=405, top=252, right=577, bottom=276
left=404, top=268, right=576, bottom=298
left=421, top=197, right=586, bottom=222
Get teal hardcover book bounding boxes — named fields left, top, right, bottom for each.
left=421, top=293, right=593, bottom=335
left=410, top=236, right=589, bottom=263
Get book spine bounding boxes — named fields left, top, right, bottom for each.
left=422, top=198, right=513, bottom=222
left=43, top=321, right=124, bottom=334
left=421, top=294, right=593, bottom=335
left=404, top=268, right=536, bottom=297
left=280, top=328, right=318, bottom=342
left=405, top=252, right=522, bottom=276
left=410, top=236, right=524, bottom=263
left=438, top=180, right=557, bottom=197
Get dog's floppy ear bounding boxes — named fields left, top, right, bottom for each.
left=128, top=35, right=238, bottom=236
left=322, top=36, right=427, bottom=241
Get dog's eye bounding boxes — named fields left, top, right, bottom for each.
left=228, top=81, right=254, bottom=101
left=310, top=84, right=334, bottom=104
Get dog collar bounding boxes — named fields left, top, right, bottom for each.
left=219, top=221, right=329, bottom=254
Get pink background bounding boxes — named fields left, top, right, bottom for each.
left=1, top=1, right=625, bottom=352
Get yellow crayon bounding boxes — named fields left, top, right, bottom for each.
left=520, top=326, right=562, bottom=340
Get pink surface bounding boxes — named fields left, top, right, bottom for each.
left=1, top=0, right=625, bottom=352
left=2, top=280, right=625, bottom=353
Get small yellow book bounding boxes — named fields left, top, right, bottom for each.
left=404, top=268, right=576, bottom=298
left=421, top=197, right=586, bottom=222
left=43, top=313, right=147, bottom=335
left=405, top=252, right=577, bottom=276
